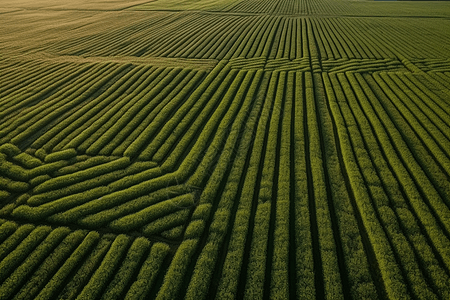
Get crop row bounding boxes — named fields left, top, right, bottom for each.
left=0, top=59, right=219, bottom=160
left=147, top=69, right=450, bottom=299
left=150, top=70, right=380, bottom=299
left=310, top=71, right=379, bottom=299
left=226, top=0, right=282, bottom=14
left=1, top=68, right=450, bottom=299
left=34, top=12, right=450, bottom=61
left=321, top=58, right=407, bottom=74
left=310, top=17, right=450, bottom=60
left=373, top=73, right=450, bottom=173
left=0, top=61, right=83, bottom=121
left=2, top=2, right=450, bottom=298
left=53, top=14, right=303, bottom=59
left=225, top=0, right=450, bottom=17
left=227, top=57, right=311, bottom=72
left=43, top=14, right=301, bottom=59
left=410, top=59, right=450, bottom=73
left=224, top=0, right=349, bottom=15
left=0, top=62, right=131, bottom=148
left=0, top=143, right=190, bottom=235
left=0, top=221, right=171, bottom=300
left=323, top=71, right=450, bottom=299
left=128, top=0, right=450, bottom=17
left=13, top=167, right=195, bottom=236
left=44, top=67, right=203, bottom=157
left=3, top=64, right=273, bottom=235
left=132, top=0, right=240, bottom=13
left=46, top=12, right=182, bottom=57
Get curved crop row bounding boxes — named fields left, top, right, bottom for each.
left=409, top=58, right=450, bottom=73
left=321, top=58, right=406, bottom=74
left=227, top=57, right=310, bottom=72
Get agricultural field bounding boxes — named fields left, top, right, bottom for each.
left=1, top=0, right=450, bottom=299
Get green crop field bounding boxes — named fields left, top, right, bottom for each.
left=1, top=0, right=450, bottom=299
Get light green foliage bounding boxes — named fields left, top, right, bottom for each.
left=138, top=61, right=228, bottom=161
left=0, top=203, right=16, bottom=217
left=243, top=71, right=284, bottom=299
left=64, top=66, right=159, bottom=151
left=321, top=72, right=378, bottom=299
left=185, top=69, right=256, bottom=187
left=28, top=160, right=70, bottom=178
left=185, top=70, right=266, bottom=300
left=191, top=204, right=212, bottom=220
left=308, top=72, right=345, bottom=299
left=99, top=68, right=186, bottom=156
left=29, top=160, right=158, bottom=210
left=154, top=67, right=237, bottom=168
left=10, top=64, right=128, bottom=146
left=34, top=149, right=47, bottom=161
left=325, top=72, right=410, bottom=299
left=54, top=155, right=115, bottom=176
left=13, top=186, right=110, bottom=221
left=244, top=202, right=271, bottom=299
left=123, top=70, right=205, bottom=158
left=31, top=66, right=145, bottom=152
left=77, top=185, right=185, bottom=228
left=86, top=68, right=182, bottom=156
left=339, top=72, right=441, bottom=299
left=271, top=71, right=291, bottom=300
